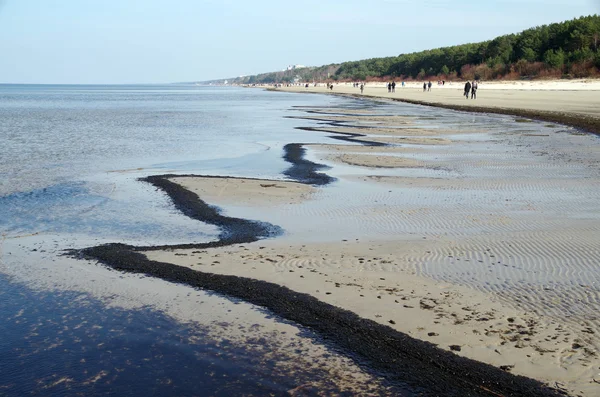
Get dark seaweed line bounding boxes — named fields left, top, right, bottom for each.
left=71, top=114, right=565, bottom=397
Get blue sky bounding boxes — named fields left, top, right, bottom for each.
left=0, top=0, right=598, bottom=84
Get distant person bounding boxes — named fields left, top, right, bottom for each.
left=464, top=81, right=472, bottom=99
left=442, top=80, right=445, bottom=86
left=471, top=80, right=478, bottom=99
left=330, top=83, right=334, bottom=91
left=402, top=81, right=405, bottom=88
left=428, top=81, right=432, bottom=91
left=423, top=82, right=427, bottom=92
left=387, top=82, right=391, bottom=93
left=392, top=81, right=396, bottom=92
left=360, top=83, right=364, bottom=94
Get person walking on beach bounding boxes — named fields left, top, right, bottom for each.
left=402, top=81, right=405, bottom=88
left=387, top=82, right=391, bottom=93
left=471, top=80, right=478, bottom=99
left=360, top=83, right=364, bottom=94
left=427, top=81, right=432, bottom=91
left=464, top=81, right=471, bottom=99
left=392, top=81, right=396, bottom=93
left=423, top=82, right=427, bottom=92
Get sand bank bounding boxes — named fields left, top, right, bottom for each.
left=306, top=143, right=423, bottom=154
left=326, top=153, right=426, bottom=169
left=169, top=176, right=316, bottom=207
left=365, top=136, right=453, bottom=145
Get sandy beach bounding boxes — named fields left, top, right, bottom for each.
left=275, top=80, right=600, bottom=134
left=78, top=84, right=600, bottom=396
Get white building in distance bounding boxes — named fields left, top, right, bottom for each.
left=285, top=64, right=307, bottom=71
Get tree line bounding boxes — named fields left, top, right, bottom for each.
left=225, top=15, right=600, bottom=85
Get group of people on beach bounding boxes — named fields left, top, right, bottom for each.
left=388, top=81, right=407, bottom=92
left=464, top=80, right=478, bottom=99
left=353, top=82, right=366, bottom=93
left=387, top=81, right=396, bottom=93
left=287, top=79, right=479, bottom=99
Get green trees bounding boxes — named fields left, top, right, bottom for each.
left=544, top=49, right=565, bottom=68
left=226, top=15, right=599, bottom=85
left=334, top=14, right=600, bottom=81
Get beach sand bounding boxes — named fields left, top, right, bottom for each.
left=169, top=176, right=316, bottom=207
left=325, top=153, right=426, bottom=168
left=133, top=88, right=599, bottom=395
left=276, top=80, right=600, bottom=129
left=145, top=238, right=599, bottom=395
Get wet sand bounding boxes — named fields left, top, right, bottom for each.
left=77, top=101, right=600, bottom=395
left=326, top=153, right=426, bottom=168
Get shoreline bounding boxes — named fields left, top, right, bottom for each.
left=269, top=84, right=600, bottom=136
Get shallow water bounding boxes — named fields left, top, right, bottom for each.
left=0, top=85, right=336, bottom=244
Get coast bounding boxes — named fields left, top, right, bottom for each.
left=76, top=84, right=600, bottom=396
left=272, top=79, right=600, bottom=135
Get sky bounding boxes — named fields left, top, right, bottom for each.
left=0, top=0, right=599, bottom=84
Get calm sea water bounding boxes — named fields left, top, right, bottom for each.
left=0, top=84, right=344, bottom=245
